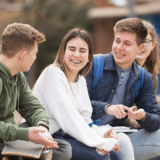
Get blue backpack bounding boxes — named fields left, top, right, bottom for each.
left=92, top=54, right=144, bottom=97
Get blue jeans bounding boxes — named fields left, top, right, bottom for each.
left=127, top=129, right=160, bottom=160
left=53, top=132, right=134, bottom=160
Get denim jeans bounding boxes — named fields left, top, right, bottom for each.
left=127, top=129, right=160, bottom=160
left=53, top=132, right=134, bottom=160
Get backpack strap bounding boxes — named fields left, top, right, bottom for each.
left=92, top=54, right=104, bottom=96
left=0, top=71, right=5, bottom=98
left=135, top=65, right=144, bottom=97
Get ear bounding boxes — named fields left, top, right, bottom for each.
left=19, top=51, right=27, bottom=60
left=152, top=41, right=156, bottom=51
left=138, top=43, right=144, bottom=53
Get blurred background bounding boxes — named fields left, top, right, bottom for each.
left=0, top=0, right=160, bottom=94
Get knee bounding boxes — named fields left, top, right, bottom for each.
left=118, top=133, right=132, bottom=147
left=59, top=141, right=72, bottom=160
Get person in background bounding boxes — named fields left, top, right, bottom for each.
left=136, top=20, right=160, bottom=94
left=33, top=28, right=135, bottom=160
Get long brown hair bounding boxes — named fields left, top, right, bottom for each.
left=143, top=21, right=160, bottom=76
left=54, top=28, right=93, bottom=79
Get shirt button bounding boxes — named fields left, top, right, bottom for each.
left=112, top=90, right=114, bottom=92
left=119, top=84, right=121, bottom=86
left=134, top=77, right=136, bottom=79
left=121, top=77, right=123, bottom=79
left=100, top=110, right=102, bottom=113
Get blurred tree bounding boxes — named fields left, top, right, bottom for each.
left=22, top=0, right=93, bottom=86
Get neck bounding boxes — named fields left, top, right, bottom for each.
left=136, top=58, right=145, bottom=67
left=115, top=62, right=132, bottom=70
left=0, top=54, right=19, bottom=76
left=67, top=71, right=78, bottom=82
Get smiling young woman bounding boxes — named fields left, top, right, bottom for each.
left=33, top=28, right=135, bottom=160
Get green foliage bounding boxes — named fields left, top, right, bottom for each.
left=24, top=0, right=93, bottom=78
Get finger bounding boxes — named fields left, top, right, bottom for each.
left=97, top=149, right=109, bottom=155
left=104, top=128, right=113, bottom=138
left=128, top=108, right=137, bottom=119
left=115, top=107, right=125, bottom=119
left=122, top=105, right=130, bottom=111
left=131, top=106, right=137, bottom=112
left=118, top=106, right=128, bottom=118
left=38, top=134, right=59, bottom=148
left=116, top=143, right=121, bottom=152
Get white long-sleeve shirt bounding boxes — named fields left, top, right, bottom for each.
left=33, top=65, right=117, bottom=152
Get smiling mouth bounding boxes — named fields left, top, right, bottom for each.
left=138, top=51, right=145, bottom=55
left=71, top=60, right=81, bottom=64
left=116, top=52, right=125, bottom=57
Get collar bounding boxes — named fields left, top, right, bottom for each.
left=103, top=52, right=141, bottom=78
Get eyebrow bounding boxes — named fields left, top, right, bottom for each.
left=68, top=46, right=88, bottom=50
left=115, top=37, right=132, bottom=43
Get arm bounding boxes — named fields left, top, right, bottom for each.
left=18, top=72, right=49, bottom=129
left=0, top=78, right=29, bottom=141
left=135, top=70, right=160, bottom=132
left=40, top=67, right=117, bottom=152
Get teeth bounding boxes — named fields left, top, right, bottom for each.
left=72, top=60, right=81, bottom=64
left=116, top=53, right=124, bottom=56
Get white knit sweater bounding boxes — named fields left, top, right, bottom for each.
left=33, top=65, right=117, bottom=152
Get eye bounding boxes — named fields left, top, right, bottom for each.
left=125, top=43, right=130, bottom=46
left=69, top=48, right=75, bottom=51
left=115, top=40, right=120, bottom=43
left=80, top=50, right=86, bottom=53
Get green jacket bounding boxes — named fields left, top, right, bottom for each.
left=0, top=62, right=49, bottom=141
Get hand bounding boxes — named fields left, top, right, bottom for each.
left=104, top=128, right=118, bottom=140
left=128, top=106, right=146, bottom=121
left=104, top=128, right=121, bottom=152
left=106, top=104, right=128, bottom=119
left=28, top=127, right=59, bottom=149
left=97, top=149, right=109, bottom=155
left=113, top=142, right=121, bottom=152
left=128, top=119, right=140, bottom=128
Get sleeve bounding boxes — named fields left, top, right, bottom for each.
left=42, top=67, right=117, bottom=152
left=135, top=70, right=160, bottom=132
left=0, top=77, right=28, bottom=141
left=0, top=121, right=28, bottom=141
left=18, top=73, right=49, bottom=129
left=85, top=63, right=109, bottom=120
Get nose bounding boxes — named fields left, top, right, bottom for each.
left=117, top=42, right=123, bottom=51
left=74, top=50, right=80, bottom=57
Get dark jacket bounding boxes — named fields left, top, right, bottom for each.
left=85, top=52, right=160, bottom=132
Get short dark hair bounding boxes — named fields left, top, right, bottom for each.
left=114, top=18, right=148, bottom=45
left=1, top=23, right=46, bottom=58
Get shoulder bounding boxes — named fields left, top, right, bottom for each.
left=79, top=76, right=87, bottom=85
left=45, top=65, right=65, bottom=77
left=43, top=65, right=68, bottom=84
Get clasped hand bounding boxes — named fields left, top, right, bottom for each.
left=106, top=104, right=146, bottom=121
left=97, top=128, right=121, bottom=155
